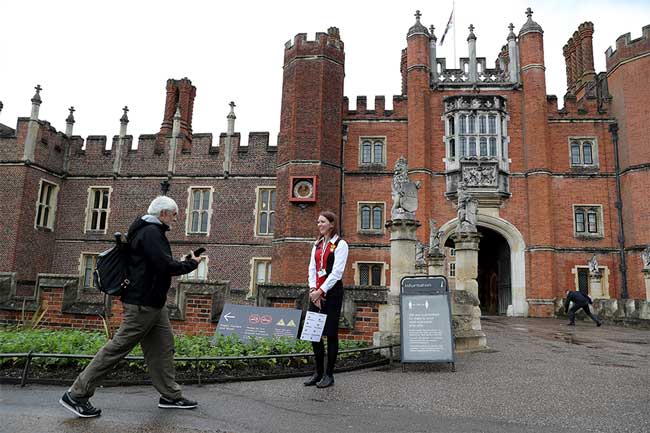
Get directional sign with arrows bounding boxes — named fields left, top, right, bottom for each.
left=214, top=303, right=303, bottom=342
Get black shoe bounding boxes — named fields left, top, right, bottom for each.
left=566, top=322, right=575, bottom=326
left=59, top=391, right=101, bottom=418
left=303, top=373, right=322, bottom=386
left=158, top=396, right=198, bottom=409
left=316, top=374, right=334, bottom=388
left=597, top=321, right=602, bottom=327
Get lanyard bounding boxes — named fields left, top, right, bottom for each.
left=319, top=238, right=329, bottom=272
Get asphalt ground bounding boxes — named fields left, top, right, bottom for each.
left=1, top=316, right=648, bottom=433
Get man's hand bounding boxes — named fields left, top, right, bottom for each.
left=188, top=252, right=205, bottom=262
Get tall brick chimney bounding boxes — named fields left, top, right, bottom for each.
left=563, top=22, right=595, bottom=96
left=272, top=27, right=345, bottom=284
left=157, top=77, right=196, bottom=153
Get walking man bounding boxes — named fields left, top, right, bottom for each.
left=564, top=289, right=602, bottom=327
left=60, top=196, right=204, bottom=417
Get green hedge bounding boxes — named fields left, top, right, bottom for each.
left=0, top=328, right=368, bottom=372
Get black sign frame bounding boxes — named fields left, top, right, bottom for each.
left=399, top=275, right=455, bottom=371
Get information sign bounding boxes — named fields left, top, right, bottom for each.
left=214, top=304, right=302, bottom=342
left=400, top=276, right=455, bottom=365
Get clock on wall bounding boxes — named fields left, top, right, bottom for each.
left=289, top=176, right=317, bottom=202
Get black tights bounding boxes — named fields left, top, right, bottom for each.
left=312, top=335, right=339, bottom=376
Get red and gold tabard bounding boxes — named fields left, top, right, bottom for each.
left=314, top=239, right=337, bottom=290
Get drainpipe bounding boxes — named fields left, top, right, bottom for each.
left=340, top=124, right=347, bottom=236
left=609, top=123, right=628, bottom=299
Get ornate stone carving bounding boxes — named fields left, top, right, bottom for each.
left=641, top=246, right=650, bottom=270
left=462, top=164, right=497, bottom=186
left=456, top=182, right=478, bottom=233
left=588, top=254, right=600, bottom=275
left=391, top=156, right=421, bottom=220
left=428, top=219, right=443, bottom=256
left=415, top=241, right=428, bottom=267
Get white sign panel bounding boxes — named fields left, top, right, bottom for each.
left=299, top=311, right=327, bottom=342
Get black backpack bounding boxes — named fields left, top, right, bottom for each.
left=93, top=232, right=131, bottom=296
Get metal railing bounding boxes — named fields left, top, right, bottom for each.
left=0, top=344, right=399, bottom=387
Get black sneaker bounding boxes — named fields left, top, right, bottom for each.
left=59, top=391, right=101, bottom=418
left=597, top=321, right=603, bottom=327
left=158, top=396, right=198, bottom=409
left=565, top=322, right=575, bottom=326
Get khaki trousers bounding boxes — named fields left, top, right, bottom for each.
left=69, top=303, right=182, bottom=401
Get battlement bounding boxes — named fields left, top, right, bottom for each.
left=283, top=27, right=344, bottom=65
left=606, top=25, right=650, bottom=71
left=342, top=95, right=407, bottom=118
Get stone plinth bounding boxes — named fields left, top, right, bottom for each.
left=589, top=272, right=608, bottom=299
left=450, top=231, right=487, bottom=351
left=374, top=219, right=420, bottom=351
left=385, top=219, right=420, bottom=296
left=427, top=251, right=445, bottom=276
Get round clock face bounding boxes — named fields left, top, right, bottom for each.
left=293, top=180, right=314, bottom=199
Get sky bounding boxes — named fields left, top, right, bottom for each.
left=1, top=0, right=648, bottom=145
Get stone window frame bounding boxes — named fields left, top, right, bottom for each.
left=254, top=186, right=276, bottom=238
left=84, top=186, right=113, bottom=234
left=572, top=265, right=609, bottom=297
left=444, top=111, right=510, bottom=170
left=568, top=136, right=599, bottom=168
left=357, top=201, right=385, bottom=234
left=79, top=252, right=98, bottom=289
left=353, top=261, right=386, bottom=286
left=34, top=179, right=59, bottom=230
left=180, top=255, right=209, bottom=281
left=249, top=257, right=272, bottom=298
left=448, top=262, right=456, bottom=278
left=572, top=204, right=604, bottom=239
left=185, top=186, right=214, bottom=236
left=358, top=136, right=387, bottom=167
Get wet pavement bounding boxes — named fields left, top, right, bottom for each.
left=1, top=317, right=649, bottom=433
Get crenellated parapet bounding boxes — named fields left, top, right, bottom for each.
left=342, top=95, right=408, bottom=119
left=283, top=27, right=344, bottom=66
left=606, top=25, right=650, bottom=72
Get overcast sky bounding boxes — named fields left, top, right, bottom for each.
left=1, top=0, right=648, bottom=144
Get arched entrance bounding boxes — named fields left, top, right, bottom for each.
left=439, top=214, right=527, bottom=316
left=477, top=226, right=510, bottom=315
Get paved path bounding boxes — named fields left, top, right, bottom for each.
left=1, top=317, right=649, bottom=433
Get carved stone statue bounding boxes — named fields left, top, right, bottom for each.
left=428, top=219, right=443, bottom=256
left=456, top=182, right=478, bottom=233
left=588, top=254, right=600, bottom=275
left=391, top=156, right=421, bottom=220
left=415, top=241, right=428, bottom=267
left=641, top=246, right=650, bottom=270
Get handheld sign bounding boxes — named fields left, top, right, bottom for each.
left=299, top=311, right=327, bottom=342
left=214, top=304, right=302, bottom=342
left=400, top=276, right=455, bottom=368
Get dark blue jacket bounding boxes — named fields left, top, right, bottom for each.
left=564, top=290, right=593, bottom=313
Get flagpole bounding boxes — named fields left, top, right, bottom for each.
left=453, top=0, right=457, bottom=69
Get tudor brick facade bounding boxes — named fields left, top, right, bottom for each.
left=1, top=10, right=649, bottom=336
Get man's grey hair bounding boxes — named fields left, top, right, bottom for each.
left=147, top=196, right=179, bottom=216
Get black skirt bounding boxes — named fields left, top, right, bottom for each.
left=308, top=285, right=343, bottom=337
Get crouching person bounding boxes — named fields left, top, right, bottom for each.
left=60, top=196, right=204, bottom=417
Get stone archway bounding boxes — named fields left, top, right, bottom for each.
left=439, top=214, right=527, bottom=316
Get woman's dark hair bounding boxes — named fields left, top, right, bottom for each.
left=318, top=210, right=338, bottom=238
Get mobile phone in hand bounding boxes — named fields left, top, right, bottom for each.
left=186, top=247, right=206, bottom=260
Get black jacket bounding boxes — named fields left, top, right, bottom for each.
left=564, top=290, right=593, bottom=313
left=121, top=216, right=198, bottom=308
